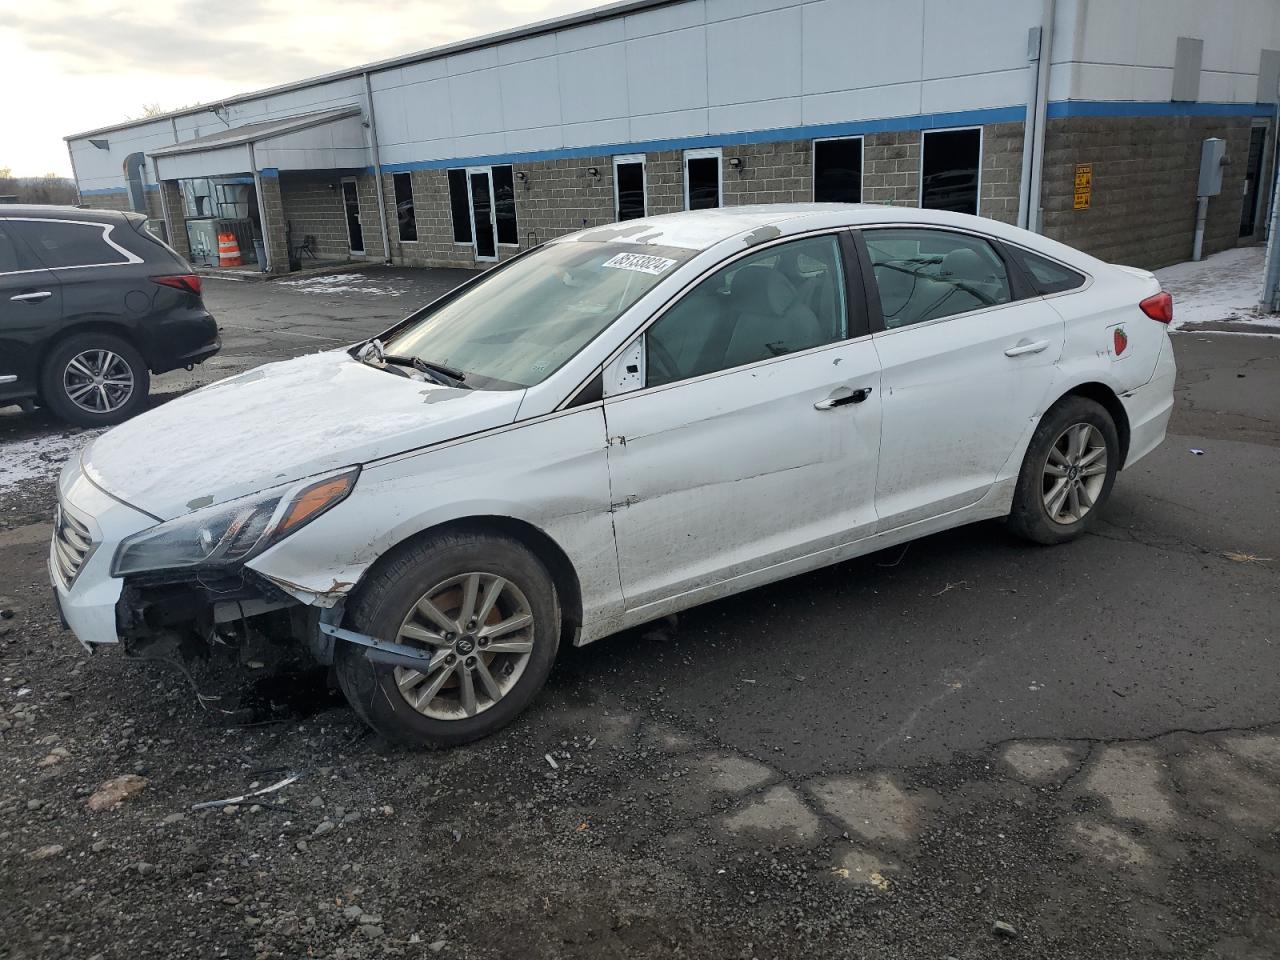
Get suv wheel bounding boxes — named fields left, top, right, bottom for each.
left=335, top=529, right=561, bottom=748
left=41, top=333, right=150, bottom=427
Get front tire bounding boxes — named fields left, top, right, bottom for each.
left=335, top=529, right=560, bottom=748
left=40, top=333, right=150, bottom=427
left=1007, top=396, right=1119, bottom=545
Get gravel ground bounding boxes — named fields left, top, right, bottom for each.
left=1, top=268, right=1278, bottom=959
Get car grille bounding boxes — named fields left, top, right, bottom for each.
left=51, top=504, right=95, bottom=588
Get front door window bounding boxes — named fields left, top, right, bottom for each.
left=342, top=179, right=364, bottom=255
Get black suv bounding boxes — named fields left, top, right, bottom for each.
left=0, top=206, right=219, bottom=426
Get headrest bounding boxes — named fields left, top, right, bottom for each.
left=730, top=266, right=797, bottom=315
left=940, top=247, right=987, bottom=283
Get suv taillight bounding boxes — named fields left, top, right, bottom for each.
left=1139, top=291, right=1173, bottom=324
left=151, top=274, right=203, bottom=296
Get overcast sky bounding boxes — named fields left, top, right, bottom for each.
left=0, top=0, right=603, bottom=178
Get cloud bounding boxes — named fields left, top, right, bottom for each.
left=0, top=0, right=602, bottom=176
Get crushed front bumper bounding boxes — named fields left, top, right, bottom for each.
left=50, top=460, right=157, bottom=649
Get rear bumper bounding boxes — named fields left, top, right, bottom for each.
left=1122, top=333, right=1176, bottom=469
left=142, top=311, right=220, bottom=374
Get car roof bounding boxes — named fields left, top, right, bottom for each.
left=0, top=205, right=137, bottom=222
left=557, top=202, right=1106, bottom=271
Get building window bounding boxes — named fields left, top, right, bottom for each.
left=393, top=173, right=417, bottom=242
left=492, top=165, right=518, bottom=246
left=684, top=148, right=722, bottom=210
left=614, top=154, right=646, bottom=221
left=447, top=169, right=472, bottom=244
left=920, top=128, right=982, bottom=216
left=813, top=137, right=862, bottom=204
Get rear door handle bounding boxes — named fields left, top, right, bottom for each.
left=10, top=291, right=52, bottom=303
left=815, top=386, right=873, bottom=410
left=1004, top=338, right=1050, bottom=357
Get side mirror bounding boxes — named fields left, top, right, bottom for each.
left=604, top=336, right=645, bottom=396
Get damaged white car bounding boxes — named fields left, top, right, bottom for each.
left=52, top=204, right=1175, bottom=747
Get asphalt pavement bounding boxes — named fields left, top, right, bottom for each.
left=0, top=264, right=1277, bottom=959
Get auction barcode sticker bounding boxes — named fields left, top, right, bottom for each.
left=602, top=252, right=678, bottom=275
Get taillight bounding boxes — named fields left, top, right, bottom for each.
left=151, top=274, right=203, bottom=296
left=1139, top=291, right=1173, bottom=324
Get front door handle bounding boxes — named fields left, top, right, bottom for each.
left=815, top=386, right=873, bottom=410
left=10, top=291, right=52, bottom=303
left=1005, top=338, right=1050, bottom=357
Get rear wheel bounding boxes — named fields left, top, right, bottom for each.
left=334, top=530, right=560, bottom=748
left=40, top=333, right=149, bottom=427
left=1007, top=396, right=1119, bottom=545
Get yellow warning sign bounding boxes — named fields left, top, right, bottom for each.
left=1073, top=163, right=1093, bottom=210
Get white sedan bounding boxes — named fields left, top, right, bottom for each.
left=52, top=204, right=1175, bottom=746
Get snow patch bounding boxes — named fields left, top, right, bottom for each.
left=0, top=429, right=104, bottom=492
left=1154, top=246, right=1274, bottom=330
left=276, top=273, right=406, bottom=297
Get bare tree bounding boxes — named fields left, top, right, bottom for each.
left=130, top=102, right=196, bottom=120
left=0, top=171, right=78, bottom=205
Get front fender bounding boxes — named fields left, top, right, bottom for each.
left=246, top=405, right=624, bottom=628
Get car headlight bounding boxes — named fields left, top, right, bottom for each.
left=111, top=467, right=359, bottom=577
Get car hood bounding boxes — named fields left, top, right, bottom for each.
left=81, top=350, right=525, bottom=520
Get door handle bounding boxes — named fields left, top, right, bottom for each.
left=1004, top=338, right=1050, bottom=357
left=815, top=386, right=872, bottom=410
left=10, top=291, right=52, bottom=303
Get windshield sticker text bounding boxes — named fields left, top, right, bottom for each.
left=602, top=253, right=678, bottom=276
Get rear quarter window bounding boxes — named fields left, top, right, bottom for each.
left=6, top=219, right=137, bottom=270
left=1010, top=247, right=1087, bottom=295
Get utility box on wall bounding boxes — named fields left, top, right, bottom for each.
left=1197, top=138, right=1227, bottom=197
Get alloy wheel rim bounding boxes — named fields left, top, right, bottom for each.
left=63, top=349, right=134, bottom=414
left=392, top=572, right=534, bottom=721
left=1042, top=422, right=1107, bottom=525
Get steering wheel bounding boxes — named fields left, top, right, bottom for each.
left=645, top=336, right=679, bottom=385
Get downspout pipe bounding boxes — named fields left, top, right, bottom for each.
left=1016, top=25, right=1043, bottom=228
left=1025, top=0, right=1056, bottom=234
left=1262, top=144, right=1280, bottom=312
left=248, top=141, right=273, bottom=274
left=363, top=71, right=393, bottom=266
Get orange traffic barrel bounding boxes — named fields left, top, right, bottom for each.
left=217, top=232, right=243, bottom=267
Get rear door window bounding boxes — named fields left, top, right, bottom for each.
left=6, top=219, right=136, bottom=269
left=863, top=228, right=1012, bottom=329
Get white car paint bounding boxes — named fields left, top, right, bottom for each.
left=53, top=204, right=1175, bottom=651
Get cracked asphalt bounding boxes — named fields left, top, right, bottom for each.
left=0, top=266, right=1278, bottom=959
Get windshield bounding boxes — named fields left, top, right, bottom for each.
left=381, top=241, right=694, bottom=388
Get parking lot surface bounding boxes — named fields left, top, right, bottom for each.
left=1, top=267, right=1278, bottom=959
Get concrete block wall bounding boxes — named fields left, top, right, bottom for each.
left=980, top=122, right=1024, bottom=226
left=159, top=180, right=190, bottom=260
left=278, top=173, right=362, bottom=262
left=1039, top=115, right=1253, bottom=269
left=77, top=192, right=132, bottom=213
left=721, top=142, right=813, bottom=207
left=257, top=176, right=289, bottom=274
left=354, top=172, right=386, bottom=261
left=862, top=132, right=920, bottom=207
left=377, top=121, right=1028, bottom=269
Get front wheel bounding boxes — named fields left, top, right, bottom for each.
left=334, top=530, right=560, bottom=748
left=1007, top=396, right=1119, bottom=545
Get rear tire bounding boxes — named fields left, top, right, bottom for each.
left=40, top=333, right=149, bottom=427
left=335, top=529, right=560, bottom=748
left=1007, top=396, right=1119, bottom=545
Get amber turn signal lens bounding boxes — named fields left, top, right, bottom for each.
left=277, top=473, right=357, bottom=537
